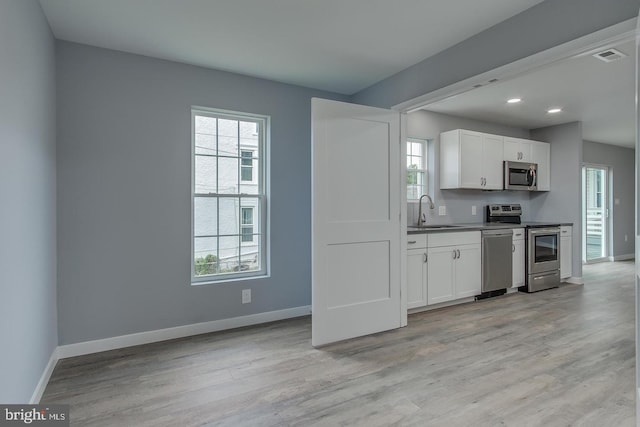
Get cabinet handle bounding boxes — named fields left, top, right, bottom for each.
left=424, top=253, right=428, bottom=263
left=562, top=230, right=568, bottom=234
left=480, top=177, right=483, bottom=186
left=408, top=240, right=417, bottom=244
left=456, top=249, right=460, bottom=258
left=452, top=250, right=457, bottom=259
left=512, top=244, right=515, bottom=253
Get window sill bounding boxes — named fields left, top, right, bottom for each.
left=191, top=273, right=269, bottom=286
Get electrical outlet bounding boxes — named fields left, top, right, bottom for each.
left=242, top=289, right=251, bottom=304
left=625, top=234, right=628, bottom=242
left=471, top=205, right=477, bottom=216
left=438, top=206, right=446, bottom=216
left=615, top=198, right=620, bottom=205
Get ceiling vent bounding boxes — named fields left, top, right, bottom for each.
left=592, top=48, right=627, bottom=63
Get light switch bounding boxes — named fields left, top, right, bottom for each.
left=615, top=198, right=620, bottom=205
left=471, top=205, right=477, bottom=216
left=439, top=206, right=446, bottom=216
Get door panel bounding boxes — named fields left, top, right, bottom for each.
left=407, top=249, right=427, bottom=309
left=459, top=131, right=483, bottom=188
left=312, top=98, right=401, bottom=347
left=427, top=246, right=455, bottom=305
left=483, top=135, right=504, bottom=189
left=455, top=245, right=482, bottom=298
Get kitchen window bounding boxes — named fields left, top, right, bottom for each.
left=407, top=138, right=428, bottom=200
left=192, top=107, right=268, bottom=283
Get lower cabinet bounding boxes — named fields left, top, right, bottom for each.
left=407, top=248, right=427, bottom=309
left=512, top=228, right=525, bottom=288
left=426, top=232, right=481, bottom=305
left=560, top=225, right=573, bottom=280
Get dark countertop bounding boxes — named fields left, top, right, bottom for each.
left=407, top=221, right=574, bottom=234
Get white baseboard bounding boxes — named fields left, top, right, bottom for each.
left=610, top=253, right=635, bottom=261
left=564, top=276, right=584, bottom=285
left=30, top=347, right=59, bottom=404
left=57, top=305, right=311, bottom=359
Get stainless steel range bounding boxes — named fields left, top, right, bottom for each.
left=526, top=226, right=560, bottom=292
left=485, top=204, right=560, bottom=292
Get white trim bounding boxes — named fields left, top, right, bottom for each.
left=58, top=305, right=311, bottom=359
left=393, top=18, right=637, bottom=112
left=610, top=253, right=635, bottom=261
left=563, top=276, right=584, bottom=285
left=30, top=347, right=59, bottom=404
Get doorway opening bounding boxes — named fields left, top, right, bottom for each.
left=582, top=165, right=609, bottom=263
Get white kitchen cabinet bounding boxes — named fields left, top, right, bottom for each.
left=427, top=231, right=481, bottom=305
left=503, top=137, right=532, bottom=162
left=531, top=141, right=550, bottom=191
left=407, top=235, right=428, bottom=309
left=560, top=225, right=572, bottom=280
left=440, top=130, right=504, bottom=190
left=512, top=228, right=525, bottom=288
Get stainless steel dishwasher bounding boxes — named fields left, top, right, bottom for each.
left=481, top=229, right=513, bottom=295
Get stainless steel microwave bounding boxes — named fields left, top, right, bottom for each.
left=504, top=161, right=537, bottom=191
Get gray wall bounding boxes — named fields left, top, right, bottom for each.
left=530, top=123, right=583, bottom=279
left=407, top=110, right=532, bottom=225
left=583, top=140, right=635, bottom=258
left=352, top=0, right=639, bottom=108
left=56, top=42, right=348, bottom=345
left=0, top=0, right=57, bottom=403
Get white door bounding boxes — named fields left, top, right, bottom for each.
left=460, top=131, right=483, bottom=188
left=482, top=135, right=505, bottom=189
left=407, top=249, right=427, bottom=309
left=454, top=244, right=482, bottom=298
left=426, top=246, right=455, bottom=304
left=512, top=239, right=525, bottom=287
left=311, top=98, right=402, bottom=347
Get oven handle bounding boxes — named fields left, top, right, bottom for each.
left=528, top=228, right=560, bottom=235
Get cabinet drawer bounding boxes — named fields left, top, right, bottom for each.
left=428, top=231, right=480, bottom=248
left=512, top=228, right=525, bottom=241
left=407, top=234, right=427, bottom=249
left=561, top=226, right=572, bottom=236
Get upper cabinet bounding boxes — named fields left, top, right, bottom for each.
left=531, top=141, right=550, bottom=191
left=439, top=129, right=550, bottom=192
left=503, top=137, right=531, bottom=162
left=440, top=130, right=504, bottom=190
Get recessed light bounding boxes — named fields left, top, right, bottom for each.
left=507, top=98, right=522, bottom=104
left=547, top=108, right=562, bottom=114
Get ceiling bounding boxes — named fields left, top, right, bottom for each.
left=423, top=40, right=635, bottom=147
left=39, top=0, right=545, bottom=95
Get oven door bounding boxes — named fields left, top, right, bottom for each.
left=527, top=228, right=560, bottom=274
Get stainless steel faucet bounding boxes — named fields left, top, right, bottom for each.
left=417, top=194, right=435, bottom=226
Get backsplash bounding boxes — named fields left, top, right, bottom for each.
left=407, top=190, right=532, bottom=226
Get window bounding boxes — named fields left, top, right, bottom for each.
left=241, top=150, right=253, bottom=181
left=407, top=138, right=428, bottom=200
left=241, top=207, right=253, bottom=242
left=192, top=107, right=268, bottom=282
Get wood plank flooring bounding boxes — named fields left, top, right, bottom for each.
left=42, top=261, right=636, bottom=426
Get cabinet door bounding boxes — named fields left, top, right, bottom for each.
left=531, top=142, right=550, bottom=191
left=503, top=138, right=522, bottom=161
left=407, top=249, right=427, bottom=309
left=459, top=131, right=484, bottom=189
left=454, top=244, right=482, bottom=298
left=427, top=246, right=455, bottom=305
left=482, top=134, right=504, bottom=190
left=512, top=240, right=525, bottom=287
left=561, top=236, right=572, bottom=279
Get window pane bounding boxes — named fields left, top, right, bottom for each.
left=219, top=235, right=240, bottom=273
left=195, top=116, right=217, bottom=135
left=194, top=197, right=218, bottom=236
left=411, top=142, right=422, bottom=157
left=194, top=133, right=216, bottom=155
left=195, top=155, right=217, bottom=194
left=218, top=198, right=239, bottom=235
left=241, top=198, right=260, bottom=234
left=218, top=119, right=238, bottom=138
left=218, top=136, right=239, bottom=157
left=194, top=236, right=218, bottom=276
left=218, top=157, right=239, bottom=194
left=240, top=234, right=260, bottom=272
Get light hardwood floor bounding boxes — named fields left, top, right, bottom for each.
left=43, top=261, right=636, bottom=426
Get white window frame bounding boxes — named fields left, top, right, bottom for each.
left=241, top=206, right=254, bottom=243
left=406, top=138, right=428, bottom=201
left=191, top=106, right=269, bottom=284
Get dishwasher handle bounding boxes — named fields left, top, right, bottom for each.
left=482, top=229, right=513, bottom=237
